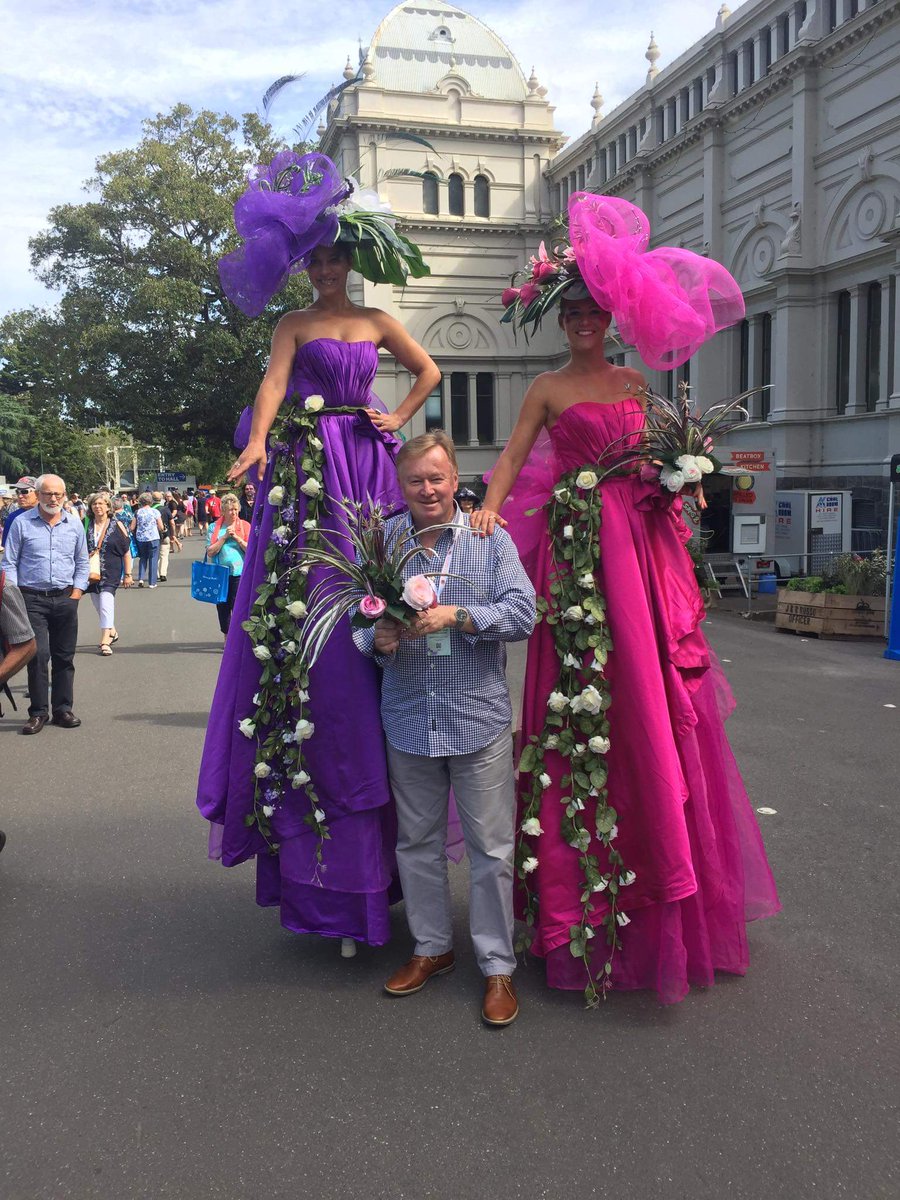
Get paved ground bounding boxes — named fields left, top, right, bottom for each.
left=1, top=539, right=897, bottom=1200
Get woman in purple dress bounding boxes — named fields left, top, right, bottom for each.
left=198, top=153, right=439, bottom=955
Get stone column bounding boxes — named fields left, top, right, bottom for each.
left=876, top=275, right=891, bottom=412
left=845, top=284, right=867, bottom=415
left=467, top=373, right=479, bottom=446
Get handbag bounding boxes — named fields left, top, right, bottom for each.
left=88, top=521, right=110, bottom=582
left=191, top=551, right=230, bottom=604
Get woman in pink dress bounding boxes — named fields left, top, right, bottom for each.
left=477, top=193, right=779, bottom=1004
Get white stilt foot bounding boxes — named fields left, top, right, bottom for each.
left=340, top=937, right=357, bottom=958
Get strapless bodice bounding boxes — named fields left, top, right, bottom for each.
left=549, top=398, right=645, bottom=470
left=287, top=338, right=378, bottom=407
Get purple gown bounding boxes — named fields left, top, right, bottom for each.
left=197, top=338, right=404, bottom=945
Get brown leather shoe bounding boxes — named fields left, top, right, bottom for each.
left=482, top=975, right=519, bottom=1026
left=384, top=951, right=455, bottom=996
left=51, top=711, right=81, bottom=728
left=21, top=715, right=48, bottom=735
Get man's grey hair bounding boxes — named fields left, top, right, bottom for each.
left=34, top=473, right=67, bottom=495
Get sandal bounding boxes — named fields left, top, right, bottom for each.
left=99, top=644, right=113, bottom=656
left=109, top=632, right=119, bottom=644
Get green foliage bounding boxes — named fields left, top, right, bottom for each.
left=0, top=392, right=112, bottom=489
left=785, top=553, right=886, bottom=597
left=1, top=105, right=310, bottom=459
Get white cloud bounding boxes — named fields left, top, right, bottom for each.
left=1, top=0, right=722, bottom=313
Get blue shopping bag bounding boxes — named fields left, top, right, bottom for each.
left=191, top=553, right=230, bottom=604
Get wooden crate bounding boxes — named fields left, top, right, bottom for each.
left=775, top=588, right=885, bottom=638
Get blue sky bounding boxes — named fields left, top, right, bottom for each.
left=1, top=0, right=721, bottom=315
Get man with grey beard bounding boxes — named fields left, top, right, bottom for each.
left=3, top=473, right=89, bottom=733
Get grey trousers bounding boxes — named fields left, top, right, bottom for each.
left=386, top=727, right=516, bottom=977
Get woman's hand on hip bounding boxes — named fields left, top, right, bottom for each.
left=364, top=408, right=403, bottom=433
left=228, top=440, right=267, bottom=482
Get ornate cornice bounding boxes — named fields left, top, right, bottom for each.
left=324, top=116, right=566, bottom=150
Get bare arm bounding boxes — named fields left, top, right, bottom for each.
left=472, top=377, right=554, bottom=535
left=365, top=314, right=442, bottom=433
left=227, top=316, right=301, bottom=482
left=0, top=637, right=36, bottom=687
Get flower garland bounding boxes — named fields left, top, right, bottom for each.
left=237, top=395, right=363, bottom=864
left=515, top=467, right=635, bottom=1008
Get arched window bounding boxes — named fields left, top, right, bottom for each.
left=448, top=173, right=464, bottom=217
left=422, top=172, right=439, bottom=215
left=474, top=174, right=490, bottom=218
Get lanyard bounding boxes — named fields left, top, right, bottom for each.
left=430, top=520, right=462, bottom=603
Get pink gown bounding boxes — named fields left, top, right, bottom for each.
left=505, top=398, right=780, bottom=1004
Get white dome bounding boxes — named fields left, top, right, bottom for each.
left=367, top=3, right=528, bottom=101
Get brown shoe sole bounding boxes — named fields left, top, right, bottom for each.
left=384, top=962, right=455, bottom=996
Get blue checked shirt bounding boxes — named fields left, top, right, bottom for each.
left=353, top=507, right=536, bottom=757
left=3, top=508, right=90, bottom=592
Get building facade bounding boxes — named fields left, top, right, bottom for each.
left=319, top=0, right=900, bottom=529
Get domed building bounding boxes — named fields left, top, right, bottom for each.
left=318, top=2, right=567, bottom=483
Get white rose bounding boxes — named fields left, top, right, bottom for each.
left=563, top=605, right=583, bottom=622
left=571, top=684, right=602, bottom=714
left=553, top=487, right=570, bottom=503
left=562, top=524, right=574, bottom=539
left=282, top=640, right=297, bottom=654
left=262, top=805, right=274, bottom=818
left=543, top=734, right=559, bottom=749
left=615, top=911, right=631, bottom=926
left=588, top=735, right=610, bottom=754
left=268, top=573, right=279, bottom=586
left=303, top=519, right=317, bottom=531
left=267, top=486, right=285, bottom=505
left=300, top=477, right=321, bottom=498
left=254, top=762, right=271, bottom=778
left=252, top=692, right=261, bottom=705
left=252, top=645, right=272, bottom=661
left=678, top=461, right=702, bottom=484
left=292, top=770, right=310, bottom=788
left=584, top=615, right=596, bottom=626
left=297, top=690, right=310, bottom=703
left=578, top=573, right=594, bottom=589
left=570, top=797, right=585, bottom=812
left=287, top=600, right=307, bottom=619
left=522, top=856, right=539, bottom=874
left=592, top=878, right=608, bottom=892
left=521, top=817, right=544, bottom=837
left=238, top=718, right=256, bottom=738
left=308, top=435, right=323, bottom=451
left=539, top=772, right=552, bottom=789
left=608, top=823, right=619, bottom=841
left=584, top=925, right=595, bottom=939
left=563, top=653, right=580, bottom=668
left=547, top=692, right=568, bottom=713
left=265, top=614, right=277, bottom=628
left=313, top=807, right=326, bottom=822
left=575, top=469, right=598, bottom=489
left=620, top=870, right=636, bottom=886
left=295, top=719, right=315, bottom=741
left=305, top=395, right=325, bottom=412
left=695, top=455, right=714, bottom=475
left=272, top=525, right=290, bottom=540
left=660, top=466, right=685, bottom=493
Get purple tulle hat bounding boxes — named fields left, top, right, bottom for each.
left=218, top=151, right=348, bottom=317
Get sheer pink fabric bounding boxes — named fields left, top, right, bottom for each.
left=499, top=400, right=779, bottom=1003
left=568, top=193, right=746, bottom=370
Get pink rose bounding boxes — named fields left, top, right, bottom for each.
left=402, top=574, right=436, bottom=611
left=501, top=287, right=520, bottom=308
left=518, top=281, right=541, bottom=307
left=360, top=594, right=387, bottom=619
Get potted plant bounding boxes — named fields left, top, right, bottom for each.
left=775, top=551, right=887, bottom=638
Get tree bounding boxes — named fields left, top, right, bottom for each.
left=1, top=105, right=311, bottom=456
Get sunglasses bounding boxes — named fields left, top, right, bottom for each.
left=16, top=488, right=34, bottom=495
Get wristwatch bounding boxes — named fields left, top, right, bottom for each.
left=454, top=607, right=469, bottom=630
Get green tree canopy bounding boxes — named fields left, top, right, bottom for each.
left=1, top=105, right=311, bottom=458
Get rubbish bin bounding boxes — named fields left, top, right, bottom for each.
left=758, top=572, right=777, bottom=594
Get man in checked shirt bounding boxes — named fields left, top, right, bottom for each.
left=353, top=431, right=535, bottom=1026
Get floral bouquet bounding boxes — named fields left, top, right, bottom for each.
left=294, top=499, right=465, bottom=668
left=638, top=383, right=751, bottom=500
left=500, top=238, right=581, bottom=339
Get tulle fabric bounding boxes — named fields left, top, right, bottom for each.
left=568, top=192, right=746, bottom=370
left=499, top=400, right=779, bottom=1003
left=218, top=152, right=346, bottom=317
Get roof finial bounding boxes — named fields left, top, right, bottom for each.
left=645, top=32, right=660, bottom=84
left=591, top=82, right=604, bottom=127
left=527, top=65, right=539, bottom=95
left=343, top=56, right=356, bottom=81
left=716, top=4, right=732, bottom=32
left=361, top=51, right=375, bottom=82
